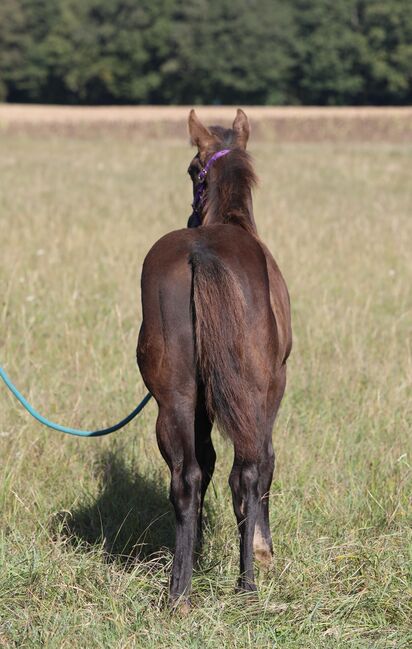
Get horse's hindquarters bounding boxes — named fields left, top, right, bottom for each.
left=137, top=231, right=197, bottom=407
left=137, top=224, right=282, bottom=448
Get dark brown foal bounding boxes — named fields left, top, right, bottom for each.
left=137, top=109, right=291, bottom=606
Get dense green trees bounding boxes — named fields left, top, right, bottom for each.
left=0, top=0, right=411, bottom=104
left=292, top=0, right=412, bottom=105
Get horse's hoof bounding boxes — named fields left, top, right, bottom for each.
left=235, top=580, right=258, bottom=595
left=254, top=547, right=273, bottom=568
left=170, top=596, right=192, bottom=616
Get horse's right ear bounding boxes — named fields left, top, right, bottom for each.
left=188, top=109, right=216, bottom=157
left=232, top=109, right=250, bottom=150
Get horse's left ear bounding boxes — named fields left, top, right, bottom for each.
left=232, top=109, right=250, bottom=149
left=188, top=109, right=217, bottom=157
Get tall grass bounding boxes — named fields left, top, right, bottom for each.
left=0, top=131, right=411, bottom=648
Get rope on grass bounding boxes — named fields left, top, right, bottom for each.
left=0, top=364, right=152, bottom=437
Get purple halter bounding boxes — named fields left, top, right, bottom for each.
left=191, top=148, right=231, bottom=218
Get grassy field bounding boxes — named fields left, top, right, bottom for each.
left=0, top=116, right=411, bottom=647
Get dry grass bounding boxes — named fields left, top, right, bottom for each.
left=0, top=120, right=411, bottom=648
left=1, top=104, right=412, bottom=142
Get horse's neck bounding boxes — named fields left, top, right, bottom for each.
left=245, top=192, right=257, bottom=232
left=206, top=185, right=257, bottom=235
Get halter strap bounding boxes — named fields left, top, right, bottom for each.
left=192, top=149, right=231, bottom=216
left=198, top=148, right=231, bottom=181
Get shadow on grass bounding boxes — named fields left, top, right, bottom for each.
left=56, top=449, right=175, bottom=565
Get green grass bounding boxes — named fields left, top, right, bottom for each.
left=0, top=131, right=411, bottom=648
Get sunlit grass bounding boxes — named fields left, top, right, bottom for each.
left=0, top=131, right=411, bottom=648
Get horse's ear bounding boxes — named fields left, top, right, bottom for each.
left=232, top=108, right=250, bottom=149
left=188, top=109, right=216, bottom=156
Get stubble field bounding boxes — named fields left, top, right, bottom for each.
left=0, top=107, right=411, bottom=648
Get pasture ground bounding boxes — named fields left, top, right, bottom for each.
left=0, top=108, right=411, bottom=648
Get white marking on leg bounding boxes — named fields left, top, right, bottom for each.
left=253, top=524, right=272, bottom=567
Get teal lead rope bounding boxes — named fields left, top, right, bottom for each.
left=0, top=365, right=152, bottom=437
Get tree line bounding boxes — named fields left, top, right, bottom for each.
left=0, top=0, right=411, bottom=105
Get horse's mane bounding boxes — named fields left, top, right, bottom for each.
left=205, top=145, right=258, bottom=235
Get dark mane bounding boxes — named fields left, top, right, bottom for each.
left=209, top=125, right=236, bottom=147
left=206, top=148, right=258, bottom=235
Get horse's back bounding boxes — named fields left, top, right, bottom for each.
left=140, top=224, right=272, bottom=340
left=141, top=224, right=272, bottom=297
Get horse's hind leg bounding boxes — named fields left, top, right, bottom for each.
left=253, top=439, right=275, bottom=566
left=194, top=395, right=215, bottom=549
left=229, top=454, right=260, bottom=592
left=156, top=403, right=201, bottom=606
left=254, top=365, right=287, bottom=566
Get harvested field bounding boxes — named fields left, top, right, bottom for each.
left=1, top=104, right=412, bottom=141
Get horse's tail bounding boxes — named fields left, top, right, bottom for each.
left=190, top=245, right=255, bottom=456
